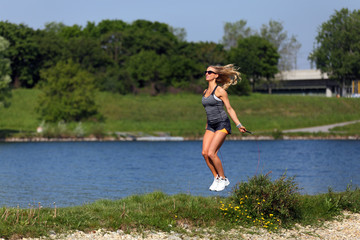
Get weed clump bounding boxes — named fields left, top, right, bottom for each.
left=221, top=173, right=301, bottom=231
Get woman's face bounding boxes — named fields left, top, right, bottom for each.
left=205, top=67, right=218, bottom=82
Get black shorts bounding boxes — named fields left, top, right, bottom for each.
left=206, top=118, right=232, bottom=134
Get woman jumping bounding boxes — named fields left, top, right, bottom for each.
left=201, top=64, right=247, bottom=192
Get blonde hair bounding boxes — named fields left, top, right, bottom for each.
left=210, top=64, right=241, bottom=90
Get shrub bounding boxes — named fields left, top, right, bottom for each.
left=228, top=173, right=301, bottom=224
left=37, top=60, right=102, bottom=122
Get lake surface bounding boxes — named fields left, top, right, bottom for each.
left=0, top=140, right=359, bottom=207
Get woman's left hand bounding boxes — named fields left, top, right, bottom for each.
left=238, top=126, right=247, bottom=133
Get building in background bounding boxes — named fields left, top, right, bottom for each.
left=352, top=80, right=360, bottom=97
left=257, top=70, right=358, bottom=97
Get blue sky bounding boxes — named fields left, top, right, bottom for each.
left=1, top=0, right=359, bottom=69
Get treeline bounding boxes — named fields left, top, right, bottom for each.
left=1, top=9, right=359, bottom=123
left=0, top=19, right=301, bottom=95
left=0, top=18, right=303, bottom=122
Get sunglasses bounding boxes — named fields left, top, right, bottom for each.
left=204, top=70, right=217, bottom=75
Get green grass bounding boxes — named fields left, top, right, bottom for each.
left=0, top=89, right=40, bottom=136
left=332, top=122, right=360, bottom=135
left=1, top=89, right=360, bottom=138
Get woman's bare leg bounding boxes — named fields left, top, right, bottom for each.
left=202, top=130, right=218, bottom=177
left=207, top=131, right=227, bottom=178
left=202, top=130, right=227, bottom=178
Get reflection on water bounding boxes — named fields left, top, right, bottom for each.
left=0, top=140, right=359, bottom=207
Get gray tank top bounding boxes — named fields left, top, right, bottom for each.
left=202, top=86, right=228, bottom=123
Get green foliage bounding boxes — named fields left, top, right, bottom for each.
left=99, top=66, right=132, bottom=94
left=125, top=50, right=169, bottom=94
left=298, top=186, right=360, bottom=226
left=168, top=26, right=187, bottom=42
left=179, top=41, right=226, bottom=67
left=219, top=200, right=281, bottom=232
left=326, top=184, right=360, bottom=213
left=37, top=60, right=102, bottom=122
left=309, top=8, right=360, bottom=94
left=63, top=36, right=111, bottom=73
left=271, top=129, right=283, bottom=139
left=0, top=21, right=41, bottom=87
left=228, top=36, right=279, bottom=91
left=124, top=20, right=178, bottom=56
left=230, top=173, right=301, bottom=223
left=0, top=36, right=12, bottom=107
left=34, top=27, right=65, bottom=69
left=1, top=18, right=298, bottom=95
left=226, top=74, right=252, bottom=96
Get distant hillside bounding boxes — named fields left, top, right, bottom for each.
left=1, top=89, right=360, bottom=138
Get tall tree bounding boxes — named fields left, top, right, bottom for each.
left=100, top=31, right=126, bottom=64
left=123, top=20, right=178, bottom=55
left=0, top=36, right=11, bottom=107
left=39, top=21, right=113, bottom=86
left=222, top=20, right=252, bottom=50
left=168, top=26, right=187, bottom=42
left=125, top=50, right=169, bottom=95
left=33, top=23, right=66, bottom=69
left=90, top=19, right=128, bottom=37
left=0, top=21, right=41, bottom=87
left=63, top=36, right=111, bottom=72
left=87, top=20, right=129, bottom=64
left=178, top=41, right=226, bottom=67
left=228, top=36, right=279, bottom=92
left=260, top=20, right=301, bottom=71
left=309, top=8, right=360, bottom=96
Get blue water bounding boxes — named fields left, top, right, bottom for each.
left=0, top=140, right=359, bottom=207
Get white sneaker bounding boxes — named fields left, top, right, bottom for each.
left=215, top=177, right=230, bottom=192
left=209, top=176, right=220, bottom=191
left=224, top=177, right=230, bottom=187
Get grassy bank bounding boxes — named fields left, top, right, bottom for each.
left=1, top=174, right=359, bottom=239
left=1, top=89, right=360, bottom=138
